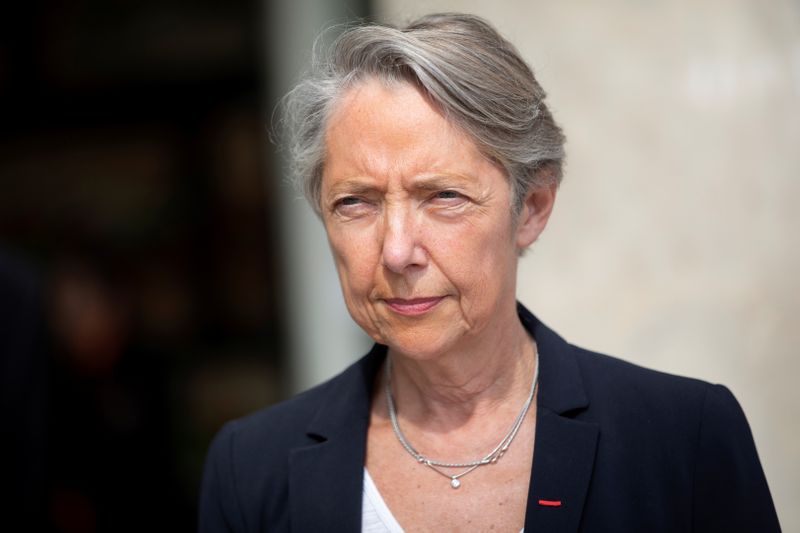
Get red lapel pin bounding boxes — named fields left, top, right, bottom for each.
left=538, top=499, right=562, bottom=507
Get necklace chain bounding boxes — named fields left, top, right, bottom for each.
left=384, top=351, right=539, bottom=489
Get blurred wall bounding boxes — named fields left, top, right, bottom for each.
left=369, top=0, right=799, bottom=529
left=264, top=0, right=372, bottom=393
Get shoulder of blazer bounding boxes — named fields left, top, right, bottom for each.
left=521, top=306, right=779, bottom=531
left=571, top=344, right=711, bottom=415
left=565, top=345, right=780, bottom=531
left=199, top=344, right=386, bottom=530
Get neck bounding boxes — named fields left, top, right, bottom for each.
left=386, top=304, right=536, bottom=424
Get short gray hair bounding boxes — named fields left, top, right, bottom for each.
left=280, top=12, right=566, bottom=216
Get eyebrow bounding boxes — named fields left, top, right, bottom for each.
left=325, top=179, right=378, bottom=198
left=411, top=174, right=475, bottom=191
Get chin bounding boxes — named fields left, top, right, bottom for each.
left=379, top=326, right=464, bottom=361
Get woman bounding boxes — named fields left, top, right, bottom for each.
left=199, top=14, right=780, bottom=532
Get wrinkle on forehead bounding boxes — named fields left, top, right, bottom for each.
left=322, top=78, right=493, bottom=190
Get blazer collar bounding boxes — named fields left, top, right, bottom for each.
left=289, top=303, right=597, bottom=533
left=517, top=302, right=589, bottom=415
left=304, top=343, right=385, bottom=440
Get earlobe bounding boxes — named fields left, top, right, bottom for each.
left=515, top=185, right=557, bottom=249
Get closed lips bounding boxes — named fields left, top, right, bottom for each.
left=384, top=297, right=443, bottom=314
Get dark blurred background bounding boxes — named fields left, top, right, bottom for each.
left=0, top=1, right=366, bottom=531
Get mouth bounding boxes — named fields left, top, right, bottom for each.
left=383, top=296, right=444, bottom=316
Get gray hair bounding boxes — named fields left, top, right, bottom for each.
left=280, top=12, right=566, bottom=216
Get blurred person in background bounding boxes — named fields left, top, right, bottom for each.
left=45, top=256, right=176, bottom=532
left=199, top=13, right=780, bottom=532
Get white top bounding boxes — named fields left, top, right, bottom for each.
left=362, top=469, right=405, bottom=532
left=361, top=468, right=524, bottom=533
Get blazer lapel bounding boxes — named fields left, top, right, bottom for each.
left=289, top=439, right=365, bottom=532
left=520, top=304, right=599, bottom=533
left=288, top=346, right=386, bottom=533
left=524, top=409, right=599, bottom=532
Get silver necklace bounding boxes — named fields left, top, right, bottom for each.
left=384, top=352, right=539, bottom=489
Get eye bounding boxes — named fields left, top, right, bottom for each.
left=435, top=190, right=461, bottom=200
left=429, top=189, right=467, bottom=208
left=331, top=195, right=374, bottom=218
left=339, top=196, right=362, bottom=206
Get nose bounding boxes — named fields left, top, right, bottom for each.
left=380, top=204, right=427, bottom=273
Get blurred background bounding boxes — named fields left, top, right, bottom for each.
left=0, top=0, right=797, bottom=531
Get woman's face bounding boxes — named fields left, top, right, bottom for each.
left=321, top=79, right=551, bottom=359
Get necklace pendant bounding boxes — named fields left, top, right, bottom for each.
left=450, top=478, right=461, bottom=489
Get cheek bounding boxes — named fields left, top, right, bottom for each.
left=427, top=218, right=517, bottom=299
left=432, top=217, right=514, bottom=268
left=327, top=228, right=378, bottom=298
left=326, top=227, right=388, bottom=341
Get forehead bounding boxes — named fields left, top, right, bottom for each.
left=322, top=78, right=495, bottom=186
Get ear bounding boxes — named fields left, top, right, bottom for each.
left=515, top=184, right=557, bottom=249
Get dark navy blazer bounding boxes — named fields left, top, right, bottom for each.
left=199, top=305, right=780, bottom=532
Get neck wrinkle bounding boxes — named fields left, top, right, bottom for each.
left=386, top=318, right=537, bottom=428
